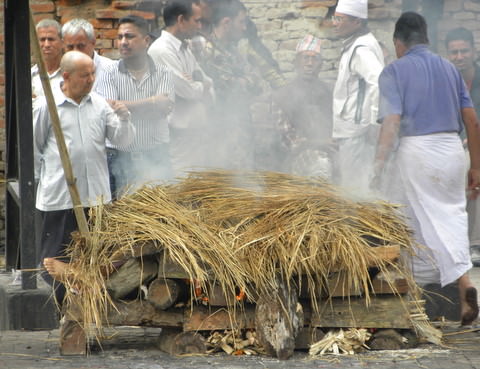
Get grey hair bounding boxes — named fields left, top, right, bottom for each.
left=62, top=18, right=95, bottom=41
left=60, top=50, right=92, bottom=73
left=36, top=19, right=61, bottom=35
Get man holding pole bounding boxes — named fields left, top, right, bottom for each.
left=34, top=51, right=134, bottom=301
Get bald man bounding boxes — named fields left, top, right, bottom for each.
left=33, top=51, right=134, bottom=303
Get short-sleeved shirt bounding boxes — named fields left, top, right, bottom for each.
left=378, top=44, right=473, bottom=137
left=96, top=56, right=174, bottom=151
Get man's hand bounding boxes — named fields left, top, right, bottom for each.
left=149, top=95, right=173, bottom=114
left=468, top=168, right=480, bottom=200
left=110, top=100, right=131, bottom=121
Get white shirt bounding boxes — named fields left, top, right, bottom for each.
left=33, top=89, right=135, bottom=211
left=31, top=64, right=63, bottom=101
left=148, top=30, right=213, bottom=129
left=333, top=31, right=384, bottom=138
left=92, top=51, right=115, bottom=92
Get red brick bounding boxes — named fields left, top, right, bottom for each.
left=31, top=3, right=55, bottom=13
left=57, top=0, right=82, bottom=5
left=33, top=13, right=55, bottom=23
left=99, top=29, right=119, bottom=40
left=0, top=120, right=5, bottom=129
left=112, top=1, right=140, bottom=10
left=89, top=19, right=113, bottom=29
left=96, top=8, right=155, bottom=20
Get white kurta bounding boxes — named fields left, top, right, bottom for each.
left=332, top=31, right=384, bottom=194
left=388, top=133, right=472, bottom=286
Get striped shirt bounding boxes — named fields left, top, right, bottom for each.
left=96, top=56, right=174, bottom=152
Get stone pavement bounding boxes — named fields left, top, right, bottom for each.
left=1, top=269, right=480, bottom=369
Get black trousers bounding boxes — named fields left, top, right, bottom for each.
left=39, top=208, right=87, bottom=304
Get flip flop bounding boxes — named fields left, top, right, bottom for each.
left=461, top=287, right=479, bottom=326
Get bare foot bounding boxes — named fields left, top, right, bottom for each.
left=461, top=287, right=479, bottom=326
left=43, top=258, right=71, bottom=282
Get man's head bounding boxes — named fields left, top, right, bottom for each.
left=445, top=27, right=476, bottom=74
left=333, top=0, right=367, bottom=39
left=117, top=15, right=151, bottom=61
left=62, top=18, right=96, bottom=59
left=36, top=19, right=63, bottom=63
left=164, top=0, right=202, bottom=40
left=61, top=51, right=95, bottom=102
left=212, top=0, right=247, bottom=44
left=295, top=35, right=322, bottom=80
left=393, top=12, right=429, bottom=58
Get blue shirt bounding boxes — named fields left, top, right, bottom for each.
left=378, top=44, right=473, bottom=137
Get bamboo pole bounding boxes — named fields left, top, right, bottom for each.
left=29, top=11, right=90, bottom=239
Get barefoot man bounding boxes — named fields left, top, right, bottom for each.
left=34, top=51, right=135, bottom=302
left=373, top=12, right=480, bottom=325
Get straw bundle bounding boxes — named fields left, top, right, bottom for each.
left=62, top=170, right=418, bottom=337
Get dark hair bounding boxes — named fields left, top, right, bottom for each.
left=118, top=15, right=149, bottom=35
left=393, top=11, right=429, bottom=47
left=163, top=0, right=199, bottom=27
left=212, top=0, right=246, bottom=26
left=445, top=27, right=474, bottom=49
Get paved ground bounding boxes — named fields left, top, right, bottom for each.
left=1, top=269, right=480, bottom=369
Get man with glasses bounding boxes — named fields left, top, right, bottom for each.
left=331, top=0, right=384, bottom=194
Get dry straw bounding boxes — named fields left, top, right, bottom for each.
left=60, top=170, right=430, bottom=342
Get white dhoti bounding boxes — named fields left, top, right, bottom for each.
left=388, top=133, right=472, bottom=287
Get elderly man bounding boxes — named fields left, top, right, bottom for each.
left=35, top=51, right=134, bottom=301
left=272, top=35, right=333, bottom=178
left=148, top=0, right=214, bottom=176
left=374, top=12, right=480, bottom=325
left=446, top=27, right=480, bottom=267
left=61, top=18, right=115, bottom=91
left=332, top=0, right=384, bottom=194
left=32, top=19, right=63, bottom=99
left=96, top=15, right=174, bottom=197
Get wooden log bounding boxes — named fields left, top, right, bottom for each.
left=183, top=305, right=256, bottom=331
left=255, top=275, right=304, bottom=360
left=157, top=252, right=191, bottom=279
left=107, top=256, right=158, bottom=300
left=157, top=327, right=207, bottom=355
left=59, top=320, right=87, bottom=356
left=294, top=327, right=325, bottom=350
left=371, top=278, right=409, bottom=295
left=105, top=300, right=184, bottom=328
left=147, top=278, right=182, bottom=310
left=310, top=295, right=412, bottom=329
left=365, top=245, right=400, bottom=266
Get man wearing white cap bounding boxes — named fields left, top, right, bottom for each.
left=332, top=0, right=384, bottom=195
left=272, top=34, right=333, bottom=178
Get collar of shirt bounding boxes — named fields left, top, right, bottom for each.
left=342, top=28, right=370, bottom=52
left=31, top=64, right=62, bottom=78
left=54, top=86, right=92, bottom=107
left=118, top=55, right=157, bottom=75
left=405, top=44, right=429, bottom=56
left=162, top=30, right=190, bottom=52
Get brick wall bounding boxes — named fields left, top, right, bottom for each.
left=0, top=0, right=480, bottom=247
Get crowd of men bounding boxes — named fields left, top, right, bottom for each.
left=32, top=0, right=479, bottom=324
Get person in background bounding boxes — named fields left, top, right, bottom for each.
left=32, top=19, right=63, bottom=99
left=373, top=12, right=480, bottom=325
left=96, top=15, right=174, bottom=197
left=446, top=27, right=480, bottom=267
left=331, top=0, right=384, bottom=194
left=61, top=18, right=115, bottom=92
left=272, top=34, right=333, bottom=178
left=148, top=0, right=214, bottom=176
left=35, top=51, right=134, bottom=303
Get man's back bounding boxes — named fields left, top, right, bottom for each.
left=379, top=45, right=470, bottom=137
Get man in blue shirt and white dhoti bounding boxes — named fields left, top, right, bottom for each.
left=373, top=12, right=480, bottom=325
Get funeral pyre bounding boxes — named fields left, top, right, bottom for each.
left=60, top=170, right=436, bottom=349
